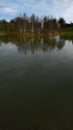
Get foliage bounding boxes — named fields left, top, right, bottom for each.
left=60, top=32, right=73, bottom=39
left=0, top=13, right=66, bottom=34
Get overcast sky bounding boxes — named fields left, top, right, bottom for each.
left=0, top=0, right=73, bottom=23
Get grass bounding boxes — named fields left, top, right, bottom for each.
left=0, top=29, right=7, bottom=36
left=3, top=31, right=59, bottom=37
left=0, top=30, right=59, bottom=39
left=60, top=27, right=73, bottom=39
left=65, top=28, right=73, bottom=32
left=0, top=32, right=7, bottom=37
left=60, top=32, right=73, bottom=39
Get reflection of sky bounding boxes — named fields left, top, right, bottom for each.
left=0, top=0, right=73, bottom=23
left=0, top=43, right=17, bottom=50
left=0, top=43, right=18, bottom=57
left=60, top=41, right=73, bottom=59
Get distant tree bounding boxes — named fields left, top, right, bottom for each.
left=58, top=17, right=66, bottom=33
left=43, top=16, right=48, bottom=33
left=52, top=18, right=58, bottom=32
left=0, top=13, right=67, bottom=34
left=14, top=16, right=22, bottom=32
left=0, top=19, right=8, bottom=32
left=23, top=13, right=27, bottom=32
left=33, top=16, right=41, bottom=33
left=30, top=14, right=36, bottom=33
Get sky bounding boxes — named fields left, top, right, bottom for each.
left=0, top=0, right=73, bottom=23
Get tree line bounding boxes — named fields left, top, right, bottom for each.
left=0, top=13, right=66, bottom=34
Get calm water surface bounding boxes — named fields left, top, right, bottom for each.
left=0, top=36, right=73, bottom=129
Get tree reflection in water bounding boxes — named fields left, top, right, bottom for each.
left=0, top=35, right=65, bottom=54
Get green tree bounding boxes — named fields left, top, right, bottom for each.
left=58, top=17, right=65, bottom=33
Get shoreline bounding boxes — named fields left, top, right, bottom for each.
left=0, top=32, right=59, bottom=37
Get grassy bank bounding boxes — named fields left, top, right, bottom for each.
left=60, top=32, right=73, bottom=39
left=0, top=32, right=7, bottom=37
left=60, top=27, right=73, bottom=39
left=0, top=31, right=59, bottom=38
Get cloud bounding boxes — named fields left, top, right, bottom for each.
left=0, top=7, right=17, bottom=15
left=0, top=0, right=19, bottom=18
left=51, top=0, right=73, bottom=22
left=0, top=0, right=73, bottom=22
left=26, top=0, right=50, bottom=16
left=62, top=4, right=73, bottom=22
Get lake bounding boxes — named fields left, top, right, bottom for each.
left=0, top=36, right=73, bottom=129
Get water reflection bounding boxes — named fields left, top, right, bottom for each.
left=0, top=35, right=65, bottom=54
left=0, top=35, right=73, bottom=129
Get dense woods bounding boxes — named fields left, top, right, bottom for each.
left=0, top=13, right=67, bottom=34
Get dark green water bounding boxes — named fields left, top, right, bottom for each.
left=0, top=36, right=73, bottom=129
